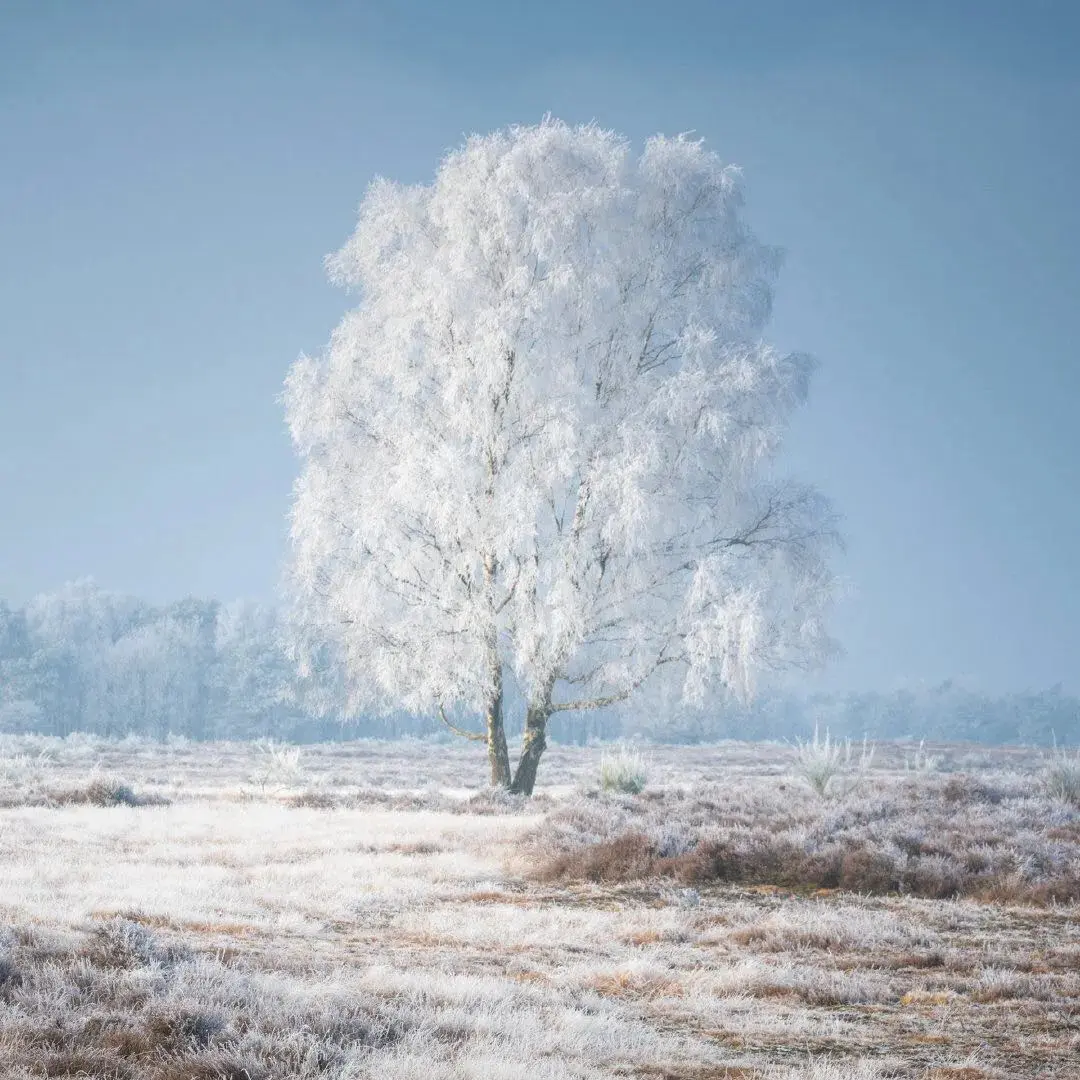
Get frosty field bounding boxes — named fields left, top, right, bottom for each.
left=0, top=737, right=1077, bottom=1079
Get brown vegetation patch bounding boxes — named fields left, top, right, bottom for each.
left=149, top=1054, right=271, bottom=1080
left=588, top=970, right=685, bottom=1000
left=526, top=773, right=1080, bottom=904
left=941, top=775, right=1004, bottom=804
left=535, top=830, right=993, bottom=898
left=536, top=832, right=659, bottom=884
left=1046, top=822, right=1080, bottom=841
left=888, top=951, right=947, bottom=970
left=0, top=778, right=169, bottom=809
left=927, top=1070, right=998, bottom=1080
left=383, top=840, right=444, bottom=855
left=89, top=911, right=258, bottom=938
left=285, top=790, right=340, bottom=809
left=459, top=889, right=536, bottom=907
left=623, top=929, right=665, bottom=946
left=52, top=778, right=168, bottom=807
left=631, top=1068, right=763, bottom=1079
left=741, top=982, right=798, bottom=1001
left=901, top=990, right=957, bottom=1006
left=509, top=968, right=550, bottom=985
left=972, top=878, right=1080, bottom=906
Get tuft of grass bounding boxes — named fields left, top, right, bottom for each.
left=791, top=724, right=874, bottom=797
left=599, top=744, right=648, bottom=794
left=903, top=739, right=944, bottom=774
left=1044, top=744, right=1080, bottom=805
left=86, top=917, right=191, bottom=969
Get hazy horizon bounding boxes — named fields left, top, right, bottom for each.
left=2, top=2, right=1078, bottom=696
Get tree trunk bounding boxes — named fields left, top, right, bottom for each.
left=481, top=556, right=511, bottom=788
left=510, top=693, right=552, bottom=796
left=486, top=662, right=511, bottom=788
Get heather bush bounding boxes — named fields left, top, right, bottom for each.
left=525, top=770, right=1080, bottom=903
left=0, top=771, right=166, bottom=808
left=54, top=778, right=149, bottom=807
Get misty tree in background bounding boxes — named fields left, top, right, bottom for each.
left=285, top=119, right=840, bottom=792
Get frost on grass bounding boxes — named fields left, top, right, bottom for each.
left=598, top=744, right=649, bottom=794
left=248, top=738, right=307, bottom=793
left=1, top=738, right=1078, bottom=1078
left=0, top=922, right=408, bottom=1079
left=0, top=762, right=166, bottom=809
left=791, top=725, right=875, bottom=798
left=0, top=920, right=737, bottom=1080
left=1044, top=743, right=1080, bottom=805
left=525, top=771, right=1080, bottom=903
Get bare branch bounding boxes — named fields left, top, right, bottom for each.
left=436, top=703, right=487, bottom=743
left=550, top=655, right=683, bottom=713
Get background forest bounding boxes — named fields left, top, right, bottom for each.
left=1, top=580, right=1075, bottom=747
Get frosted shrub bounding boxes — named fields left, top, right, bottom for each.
left=1045, top=745, right=1080, bottom=805
left=599, top=745, right=648, bottom=794
left=50, top=773, right=164, bottom=807
left=249, top=739, right=306, bottom=792
left=0, top=752, right=44, bottom=785
left=62, top=778, right=141, bottom=807
left=792, top=724, right=874, bottom=797
left=655, top=823, right=697, bottom=858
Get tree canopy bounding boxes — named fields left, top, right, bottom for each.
left=284, top=119, right=840, bottom=792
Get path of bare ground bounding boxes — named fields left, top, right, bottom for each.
left=0, top=736, right=1076, bottom=1078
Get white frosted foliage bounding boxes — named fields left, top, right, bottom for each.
left=284, top=119, right=838, bottom=737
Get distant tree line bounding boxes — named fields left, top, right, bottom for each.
left=0, top=580, right=419, bottom=742
left=0, top=581, right=1076, bottom=746
left=618, top=683, right=1080, bottom=747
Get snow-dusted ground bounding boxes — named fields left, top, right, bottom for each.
left=0, top=736, right=1076, bottom=1078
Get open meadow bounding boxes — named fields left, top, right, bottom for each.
left=0, top=735, right=1077, bottom=1079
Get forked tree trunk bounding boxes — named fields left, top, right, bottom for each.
left=509, top=696, right=552, bottom=796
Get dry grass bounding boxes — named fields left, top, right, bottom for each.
left=0, top=775, right=168, bottom=809
left=1044, top=745, right=1080, bottom=805
left=0, top=736, right=1077, bottom=1078
left=599, top=744, right=650, bottom=794
left=525, top=771, right=1080, bottom=904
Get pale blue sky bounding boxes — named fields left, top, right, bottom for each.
left=1, top=1, right=1077, bottom=694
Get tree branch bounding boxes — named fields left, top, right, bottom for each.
left=437, top=703, right=488, bottom=742
left=549, top=655, right=682, bottom=713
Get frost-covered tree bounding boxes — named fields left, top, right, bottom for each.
left=284, top=119, right=840, bottom=793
